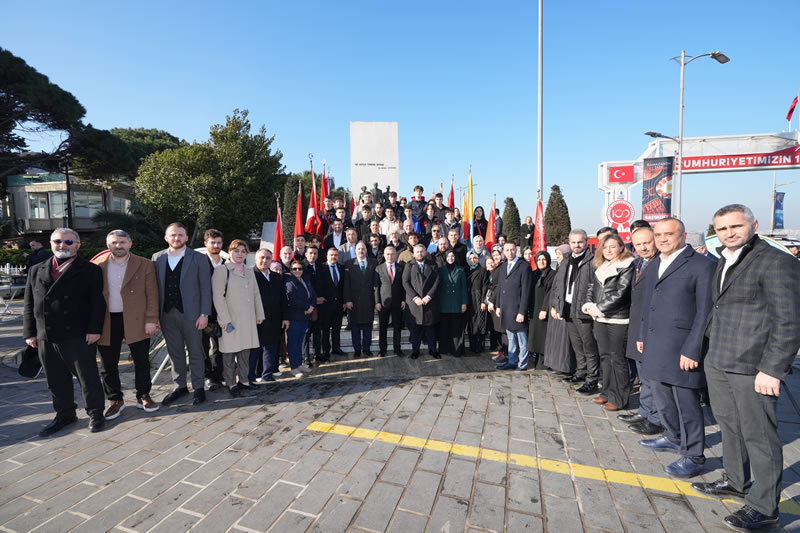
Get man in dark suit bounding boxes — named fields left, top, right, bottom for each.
left=402, top=244, right=440, bottom=359
left=24, top=228, right=107, bottom=436
left=374, top=246, right=405, bottom=357
left=618, top=226, right=663, bottom=435
left=324, top=219, right=345, bottom=250
left=637, top=218, right=715, bottom=479
left=354, top=205, right=374, bottom=243
left=691, top=204, right=800, bottom=530
left=201, top=228, right=225, bottom=390
left=152, top=222, right=212, bottom=406
left=302, top=246, right=323, bottom=366
left=495, top=242, right=532, bottom=370
left=319, top=247, right=345, bottom=359
left=343, top=242, right=377, bottom=357
left=367, top=233, right=385, bottom=263
left=252, top=248, right=286, bottom=382
left=550, top=229, right=599, bottom=393
left=447, top=228, right=467, bottom=268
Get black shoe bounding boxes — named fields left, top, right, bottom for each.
left=379, top=351, right=387, bottom=357
left=691, top=475, right=748, bottom=499
left=410, top=351, right=420, bottom=359
left=548, top=369, right=567, bottom=375
left=192, top=389, right=206, bottom=405
left=618, top=413, right=646, bottom=424
left=39, top=414, right=78, bottom=437
left=562, top=375, right=584, bottom=384
left=723, top=505, right=779, bottom=530
left=204, top=379, right=221, bottom=391
left=629, top=420, right=664, bottom=435
left=162, top=387, right=189, bottom=406
left=88, top=415, right=105, bottom=433
left=353, top=351, right=362, bottom=358
left=318, top=353, right=330, bottom=363
left=394, top=350, right=406, bottom=357
left=431, top=352, right=442, bottom=359
left=364, top=350, right=373, bottom=357
left=575, top=381, right=599, bottom=395
left=228, top=385, right=241, bottom=398
left=332, top=348, right=345, bottom=356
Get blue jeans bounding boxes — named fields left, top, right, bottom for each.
left=287, top=321, right=308, bottom=369
left=350, top=323, right=372, bottom=353
left=506, top=330, right=529, bottom=369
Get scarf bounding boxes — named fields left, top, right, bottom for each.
left=567, top=250, right=586, bottom=288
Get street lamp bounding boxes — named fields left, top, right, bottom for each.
left=671, top=50, right=729, bottom=219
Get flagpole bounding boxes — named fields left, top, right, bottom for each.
left=537, top=0, right=544, bottom=201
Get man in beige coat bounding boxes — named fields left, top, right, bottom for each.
left=93, top=230, right=160, bottom=418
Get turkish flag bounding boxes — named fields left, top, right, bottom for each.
left=787, top=96, right=799, bottom=121
left=273, top=205, right=284, bottom=253
left=608, top=165, right=634, bottom=183
left=294, top=182, right=304, bottom=238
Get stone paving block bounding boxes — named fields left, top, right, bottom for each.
left=543, top=495, right=583, bottom=531
left=231, top=438, right=285, bottom=473
left=184, top=448, right=244, bottom=486
left=469, top=481, right=506, bottom=531
left=310, top=495, right=361, bottom=533
left=430, top=416, right=460, bottom=442
left=584, top=416, right=618, bottom=441
left=272, top=509, right=315, bottom=531
left=685, top=491, right=740, bottom=528
left=182, top=469, right=249, bottom=514
left=122, top=481, right=201, bottom=531
left=33, top=458, right=109, bottom=501
left=360, top=415, right=389, bottom=431
left=191, top=495, right=253, bottom=531
left=326, top=439, right=369, bottom=473
left=427, top=495, right=469, bottom=533
left=487, top=403, right=510, bottom=424
left=283, top=449, right=333, bottom=484
left=507, top=510, right=545, bottom=532
left=388, top=509, right=429, bottom=532
left=235, top=457, right=292, bottom=500
left=383, top=413, right=414, bottom=434
left=576, top=479, right=624, bottom=531
left=0, top=495, right=39, bottom=526
left=338, top=458, right=383, bottom=500
left=314, top=432, right=348, bottom=452
left=0, top=450, right=70, bottom=490
left=536, top=429, right=569, bottom=461
left=620, top=511, right=666, bottom=532
left=418, top=448, right=448, bottom=473
left=381, top=449, right=419, bottom=485
left=363, top=440, right=396, bottom=462
left=508, top=468, right=542, bottom=515
left=453, top=430, right=482, bottom=449
left=413, top=405, right=443, bottom=426
left=29, top=510, right=86, bottom=533
left=138, top=441, right=203, bottom=475
left=477, top=457, right=507, bottom=485
left=4, top=482, right=97, bottom=532
left=511, top=397, right=534, bottom=419
left=239, top=481, right=304, bottom=531
left=0, top=470, right=59, bottom=505
left=442, top=458, right=476, bottom=499
left=69, top=495, right=146, bottom=533
left=532, top=409, right=559, bottom=431
left=292, top=470, right=345, bottom=514
left=73, top=470, right=152, bottom=516
left=398, top=470, right=441, bottom=514
left=610, top=483, right=657, bottom=514
left=540, top=469, right=575, bottom=499
left=650, top=494, right=705, bottom=533
left=458, top=409, right=486, bottom=434
left=404, top=422, right=433, bottom=440
left=276, top=430, right=323, bottom=462
left=49, top=440, right=118, bottom=473
left=185, top=431, right=241, bottom=463
left=133, top=458, right=201, bottom=499
left=353, top=481, right=403, bottom=531
left=561, top=422, right=593, bottom=450
left=481, top=423, right=509, bottom=452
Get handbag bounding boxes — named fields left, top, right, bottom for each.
left=203, top=268, right=230, bottom=338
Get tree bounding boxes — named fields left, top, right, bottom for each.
left=706, top=223, right=716, bottom=237
left=135, top=109, right=286, bottom=245
left=88, top=209, right=165, bottom=252
left=0, top=47, right=85, bottom=180
left=502, top=197, right=521, bottom=245
left=69, top=124, right=136, bottom=182
left=111, top=127, right=183, bottom=165
left=544, top=184, right=572, bottom=245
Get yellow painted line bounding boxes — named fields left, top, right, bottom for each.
left=305, top=420, right=800, bottom=516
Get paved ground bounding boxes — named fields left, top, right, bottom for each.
left=1, top=308, right=800, bottom=532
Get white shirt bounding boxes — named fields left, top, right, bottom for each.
left=658, top=244, right=689, bottom=278
left=167, top=248, right=186, bottom=271
left=258, top=269, right=270, bottom=282
left=206, top=252, right=224, bottom=269
left=331, top=232, right=343, bottom=248
left=386, top=262, right=396, bottom=279
left=720, top=246, right=745, bottom=287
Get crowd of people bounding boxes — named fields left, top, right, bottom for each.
left=21, top=187, right=800, bottom=530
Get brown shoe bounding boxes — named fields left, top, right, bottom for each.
left=104, top=400, right=125, bottom=420
left=603, top=402, right=623, bottom=411
left=137, top=394, right=160, bottom=413
left=592, top=397, right=608, bottom=404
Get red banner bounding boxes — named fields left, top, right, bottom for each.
left=532, top=199, right=546, bottom=253
left=641, top=157, right=673, bottom=222
left=608, top=165, right=635, bottom=183
left=681, top=144, right=800, bottom=173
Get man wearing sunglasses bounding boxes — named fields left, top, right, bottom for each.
left=24, top=228, right=107, bottom=436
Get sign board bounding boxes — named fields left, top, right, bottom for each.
left=350, top=121, right=399, bottom=199
left=606, top=199, right=635, bottom=243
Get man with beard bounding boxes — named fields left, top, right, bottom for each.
left=25, top=228, right=107, bottom=435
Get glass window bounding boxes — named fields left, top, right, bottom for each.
left=111, top=196, right=131, bottom=214
left=28, top=193, right=48, bottom=219
left=73, top=191, right=103, bottom=217
left=49, top=192, right=67, bottom=218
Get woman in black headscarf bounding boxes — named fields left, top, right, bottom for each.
left=528, top=250, right=556, bottom=368
left=465, top=250, right=487, bottom=353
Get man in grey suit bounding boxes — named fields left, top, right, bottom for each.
left=337, top=227, right=359, bottom=265
left=152, top=223, right=212, bottom=406
left=692, top=204, right=800, bottom=531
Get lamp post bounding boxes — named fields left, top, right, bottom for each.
left=670, top=50, right=729, bottom=219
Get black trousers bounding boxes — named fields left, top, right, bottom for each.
left=651, top=380, right=705, bottom=461
left=378, top=304, right=403, bottom=353
left=39, top=337, right=104, bottom=417
left=201, top=330, right=223, bottom=383
left=321, top=303, right=343, bottom=354
left=97, top=313, right=152, bottom=400
left=593, top=322, right=630, bottom=408
left=567, top=318, right=599, bottom=380
left=705, top=362, right=782, bottom=516
left=303, top=316, right=322, bottom=360
left=438, top=313, right=465, bottom=356
left=408, top=322, right=437, bottom=353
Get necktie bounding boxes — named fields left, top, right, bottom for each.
left=360, top=261, right=365, bottom=273
left=507, top=262, right=513, bottom=275
left=419, top=263, right=424, bottom=273
left=331, top=265, right=339, bottom=285
left=389, top=264, right=395, bottom=281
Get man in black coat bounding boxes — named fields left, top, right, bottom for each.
left=318, top=247, right=345, bottom=359
left=252, top=248, right=287, bottom=382
left=637, top=218, right=715, bottom=479
left=619, top=226, right=663, bottom=435
left=692, top=204, right=800, bottom=530
left=402, top=244, right=440, bottom=359
left=495, top=242, right=532, bottom=370
left=447, top=228, right=467, bottom=268
left=23, top=239, right=51, bottom=273
left=24, top=228, right=107, bottom=436
left=550, top=229, right=599, bottom=393
left=374, top=246, right=405, bottom=357
left=302, top=246, right=323, bottom=366
left=343, top=242, right=377, bottom=357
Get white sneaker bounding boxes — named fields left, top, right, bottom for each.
left=291, top=368, right=304, bottom=378
left=298, top=365, right=311, bottom=374
left=272, top=371, right=283, bottom=378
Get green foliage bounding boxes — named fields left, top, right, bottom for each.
left=87, top=210, right=166, bottom=250
left=136, top=109, right=285, bottom=245
left=544, top=184, right=572, bottom=245
left=69, top=124, right=136, bottom=181
left=0, top=47, right=85, bottom=182
left=282, top=174, right=302, bottom=246
left=111, top=128, right=183, bottom=166
left=501, top=197, right=521, bottom=245
left=707, top=223, right=716, bottom=237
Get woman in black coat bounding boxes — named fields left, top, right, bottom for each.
left=472, top=206, right=488, bottom=240
left=520, top=216, right=534, bottom=248
left=528, top=251, right=555, bottom=367
left=465, top=250, right=488, bottom=353
left=485, top=255, right=507, bottom=358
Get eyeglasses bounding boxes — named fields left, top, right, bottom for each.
left=291, top=267, right=304, bottom=272
left=52, top=239, right=75, bottom=245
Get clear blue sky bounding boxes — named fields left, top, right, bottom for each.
left=4, top=0, right=800, bottom=234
